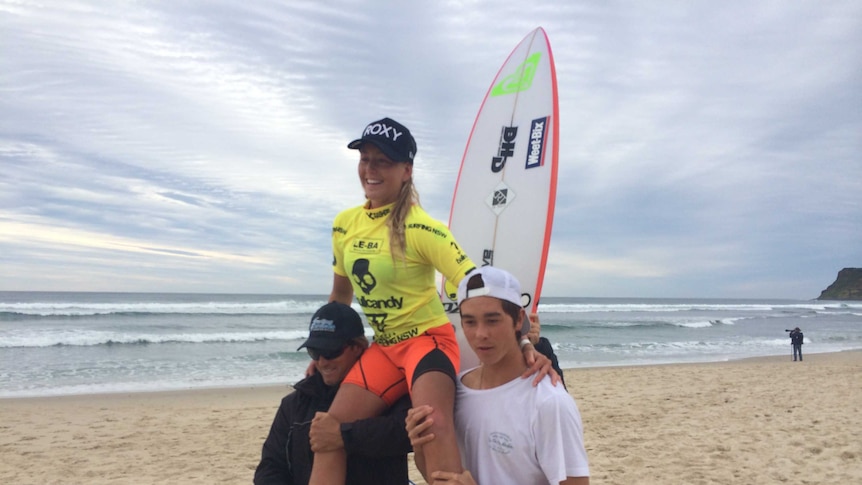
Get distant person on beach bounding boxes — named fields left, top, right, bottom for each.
left=309, top=117, right=559, bottom=485
left=254, top=302, right=411, bottom=485
left=790, top=327, right=804, bottom=361
left=406, top=266, right=589, bottom=484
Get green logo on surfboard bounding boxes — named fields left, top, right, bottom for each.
left=491, top=52, right=541, bottom=96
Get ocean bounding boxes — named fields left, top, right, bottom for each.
left=2, top=292, right=861, bottom=398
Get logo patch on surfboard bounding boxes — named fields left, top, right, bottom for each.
left=491, top=126, right=518, bottom=173
left=485, top=181, right=516, bottom=215
left=525, top=116, right=549, bottom=169
left=490, top=52, right=541, bottom=96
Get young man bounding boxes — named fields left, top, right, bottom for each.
left=254, top=302, right=412, bottom=485
left=407, top=266, right=590, bottom=484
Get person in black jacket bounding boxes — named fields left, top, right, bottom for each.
left=790, top=327, right=804, bottom=362
left=254, top=302, right=412, bottom=485
left=526, top=313, right=566, bottom=389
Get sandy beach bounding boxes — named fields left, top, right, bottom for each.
left=2, top=351, right=860, bottom=484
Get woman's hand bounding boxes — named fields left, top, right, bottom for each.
left=304, top=360, right=316, bottom=378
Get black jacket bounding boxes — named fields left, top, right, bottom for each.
left=535, top=336, right=567, bottom=389
left=254, top=372, right=412, bottom=485
left=791, top=331, right=804, bottom=347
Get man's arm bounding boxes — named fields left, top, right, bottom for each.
left=341, top=394, right=413, bottom=457
left=405, top=405, right=436, bottom=481
left=521, top=313, right=563, bottom=386
left=535, top=391, right=590, bottom=485
left=309, top=395, right=412, bottom=457
left=254, top=396, right=295, bottom=485
left=534, top=336, right=566, bottom=389
left=329, top=274, right=354, bottom=305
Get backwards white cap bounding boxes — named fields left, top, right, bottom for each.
left=456, top=266, right=523, bottom=307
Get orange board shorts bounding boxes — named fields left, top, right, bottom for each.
left=343, top=324, right=460, bottom=406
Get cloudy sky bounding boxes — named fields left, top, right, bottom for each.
left=2, top=1, right=860, bottom=299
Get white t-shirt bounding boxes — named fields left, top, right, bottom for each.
left=454, top=368, right=590, bottom=484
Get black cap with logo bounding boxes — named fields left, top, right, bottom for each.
left=297, top=302, right=364, bottom=351
left=348, top=117, right=417, bottom=163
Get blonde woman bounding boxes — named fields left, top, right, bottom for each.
left=310, top=118, right=555, bottom=484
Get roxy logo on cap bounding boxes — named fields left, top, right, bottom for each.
left=363, top=121, right=405, bottom=142
left=348, top=117, right=417, bottom=163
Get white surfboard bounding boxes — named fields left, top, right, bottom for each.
left=442, top=27, right=560, bottom=369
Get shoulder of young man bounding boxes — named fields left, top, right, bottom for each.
left=533, top=376, right=576, bottom=403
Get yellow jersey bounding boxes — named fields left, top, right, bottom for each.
left=332, top=202, right=475, bottom=345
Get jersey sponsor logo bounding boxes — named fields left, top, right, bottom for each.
left=363, top=121, right=405, bottom=141
left=490, top=52, right=541, bottom=96
left=525, top=116, right=549, bottom=169
left=491, top=126, right=518, bottom=173
left=352, top=238, right=382, bottom=254
left=485, top=181, right=516, bottom=216
left=451, top=241, right=468, bottom=265
left=357, top=294, right=404, bottom=311
left=376, top=327, right=419, bottom=346
left=444, top=280, right=459, bottom=303
left=407, top=223, right=449, bottom=239
left=333, top=226, right=346, bottom=235
left=366, top=207, right=391, bottom=220
left=351, top=259, right=377, bottom=295
left=365, top=313, right=388, bottom=333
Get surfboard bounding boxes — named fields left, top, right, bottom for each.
left=442, top=27, right=559, bottom=369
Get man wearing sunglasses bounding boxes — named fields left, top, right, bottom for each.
left=255, top=302, right=412, bottom=484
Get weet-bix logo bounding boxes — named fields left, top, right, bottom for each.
left=364, top=122, right=404, bottom=141
left=525, top=116, right=549, bottom=169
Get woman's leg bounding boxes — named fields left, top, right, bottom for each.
left=308, top=383, right=387, bottom=485
left=410, top=370, right=462, bottom=483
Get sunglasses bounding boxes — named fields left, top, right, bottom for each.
left=306, top=345, right=349, bottom=361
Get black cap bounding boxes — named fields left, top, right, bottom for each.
left=297, top=302, right=364, bottom=351
left=347, top=117, right=417, bottom=163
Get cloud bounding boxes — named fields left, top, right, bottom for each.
left=2, top=0, right=860, bottom=297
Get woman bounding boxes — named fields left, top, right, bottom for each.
left=310, top=118, right=554, bottom=484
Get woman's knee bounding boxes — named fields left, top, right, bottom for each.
left=413, top=348, right=457, bottom=386
left=328, top=383, right=387, bottom=421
